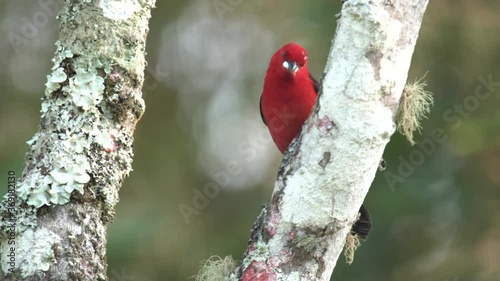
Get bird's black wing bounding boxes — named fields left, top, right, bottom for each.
left=310, top=73, right=320, bottom=95
left=260, top=95, right=267, bottom=125
left=260, top=72, right=319, bottom=126
left=352, top=204, right=372, bottom=241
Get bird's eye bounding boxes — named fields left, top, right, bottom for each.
left=281, top=51, right=288, bottom=60
left=298, top=62, right=305, bottom=67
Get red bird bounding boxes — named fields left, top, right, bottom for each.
left=260, top=43, right=371, bottom=240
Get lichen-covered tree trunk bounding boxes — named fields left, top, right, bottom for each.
left=0, top=1, right=155, bottom=280
left=232, top=0, right=429, bottom=280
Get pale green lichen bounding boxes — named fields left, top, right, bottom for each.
left=248, top=240, right=270, bottom=263
left=17, top=142, right=92, bottom=208
left=1, top=0, right=151, bottom=278
left=56, top=0, right=151, bottom=77
left=226, top=239, right=271, bottom=280
left=44, top=46, right=73, bottom=97
left=50, top=68, right=67, bottom=83
left=0, top=228, right=61, bottom=278
left=47, top=154, right=90, bottom=204
left=69, top=69, right=105, bottom=110
left=17, top=38, right=125, bottom=209
left=294, top=234, right=317, bottom=252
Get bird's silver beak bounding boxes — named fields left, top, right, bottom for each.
left=282, top=60, right=299, bottom=74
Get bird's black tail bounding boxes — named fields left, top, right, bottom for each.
left=351, top=204, right=371, bottom=241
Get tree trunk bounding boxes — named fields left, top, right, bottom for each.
left=232, top=0, right=429, bottom=280
left=0, top=0, right=155, bottom=280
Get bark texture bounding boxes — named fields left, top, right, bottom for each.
left=0, top=0, right=155, bottom=280
left=232, top=0, right=429, bottom=280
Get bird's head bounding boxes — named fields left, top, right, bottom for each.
left=271, top=42, right=309, bottom=78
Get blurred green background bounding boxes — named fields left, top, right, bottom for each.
left=1, top=0, right=499, bottom=280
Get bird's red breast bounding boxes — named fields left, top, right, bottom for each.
left=259, top=43, right=372, bottom=241
left=260, top=43, right=318, bottom=154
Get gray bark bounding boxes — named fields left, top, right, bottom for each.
left=0, top=0, right=155, bottom=280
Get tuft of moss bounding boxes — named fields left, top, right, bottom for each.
left=192, top=256, right=236, bottom=281
left=343, top=233, right=361, bottom=265
left=397, top=75, right=434, bottom=145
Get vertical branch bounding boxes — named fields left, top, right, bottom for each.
left=232, top=0, right=429, bottom=280
left=0, top=0, right=155, bottom=280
